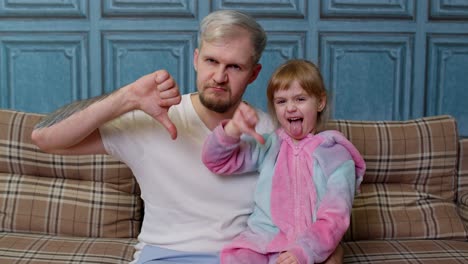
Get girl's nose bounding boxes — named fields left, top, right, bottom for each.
left=286, top=102, right=297, bottom=111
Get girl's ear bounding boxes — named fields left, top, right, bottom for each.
left=318, top=94, right=327, bottom=112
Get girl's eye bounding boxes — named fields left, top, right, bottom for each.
left=297, top=97, right=306, bottom=101
left=275, top=99, right=286, bottom=105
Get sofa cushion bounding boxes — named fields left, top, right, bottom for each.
left=327, top=115, right=467, bottom=240
left=457, top=138, right=468, bottom=230
left=0, top=109, right=142, bottom=238
left=342, top=239, right=468, bottom=263
left=0, top=232, right=136, bottom=264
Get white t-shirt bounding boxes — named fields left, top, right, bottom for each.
left=100, top=93, right=274, bottom=254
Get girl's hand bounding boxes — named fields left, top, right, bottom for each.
left=225, top=102, right=265, bottom=144
left=276, top=251, right=299, bottom=264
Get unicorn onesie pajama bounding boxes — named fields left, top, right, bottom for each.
left=202, top=124, right=366, bottom=264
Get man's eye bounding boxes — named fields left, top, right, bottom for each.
left=229, top=65, right=241, bottom=70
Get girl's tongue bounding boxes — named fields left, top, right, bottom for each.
left=289, top=118, right=303, bottom=138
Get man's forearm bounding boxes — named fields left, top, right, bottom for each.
left=34, top=94, right=110, bottom=129
left=32, top=69, right=180, bottom=152
left=31, top=86, right=135, bottom=153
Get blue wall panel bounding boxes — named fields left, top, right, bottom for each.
left=102, top=31, right=196, bottom=94
left=430, top=0, right=468, bottom=20
left=427, top=35, right=468, bottom=136
left=0, top=0, right=467, bottom=137
left=102, top=0, right=197, bottom=18
left=320, top=0, right=415, bottom=19
left=320, top=33, right=413, bottom=120
left=213, top=0, right=306, bottom=18
left=0, top=33, right=87, bottom=113
left=0, top=0, right=87, bottom=18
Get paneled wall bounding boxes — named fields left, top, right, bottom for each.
left=0, top=0, right=467, bottom=136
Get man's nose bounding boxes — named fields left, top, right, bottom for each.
left=213, top=67, right=227, bottom=83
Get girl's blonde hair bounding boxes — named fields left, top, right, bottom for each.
left=266, top=59, right=329, bottom=131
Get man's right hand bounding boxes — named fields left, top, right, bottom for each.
left=31, top=69, right=182, bottom=155
left=129, top=69, right=181, bottom=139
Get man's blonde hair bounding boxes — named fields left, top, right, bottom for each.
left=198, top=10, right=267, bottom=64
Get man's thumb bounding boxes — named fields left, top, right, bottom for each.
left=155, top=113, right=178, bottom=140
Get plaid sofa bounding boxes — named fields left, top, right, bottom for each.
left=0, top=109, right=142, bottom=263
left=326, top=116, right=468, bottom=263
left=1, top=109, right=468, bottom=263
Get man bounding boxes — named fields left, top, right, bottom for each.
left=32, top=10, right=343, bottom=264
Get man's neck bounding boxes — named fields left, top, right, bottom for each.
left=190, top=93, right=235, bottom=131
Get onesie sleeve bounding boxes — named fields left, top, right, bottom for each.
left=202, top=122, right=271, bottom=175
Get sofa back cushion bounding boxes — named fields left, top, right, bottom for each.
left=0, top=109, right=142, bottom=238
left=457, top=138, right=468, bottom=230
left=327, top=115, right=467, bottom=240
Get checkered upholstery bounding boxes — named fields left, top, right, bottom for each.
left=0, top=109, right=142, bottom=263
left=2, top=109, right=468, bottom=263
left=342, top=239, right=468, bottom=263
left=326, top=116, right=467, bottom=240
left=457, top=138, right=468, bottom=228
left=0, top=232, right=137, bottom=263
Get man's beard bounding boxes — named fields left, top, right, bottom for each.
left=199, top=88, right=234, bottom=113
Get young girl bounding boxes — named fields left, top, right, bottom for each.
left=202, top=59, right=366, bottom=264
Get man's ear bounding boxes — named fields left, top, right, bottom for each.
left=248, top=63, right=262, bottom=84
left=193, top=48, right=199, bottom=71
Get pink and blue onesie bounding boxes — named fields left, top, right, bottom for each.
left=202, top=124, right=366, bottom=264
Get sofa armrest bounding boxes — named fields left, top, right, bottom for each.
left=0, top=109, right=143, bottom=238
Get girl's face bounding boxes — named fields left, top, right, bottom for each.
left=273, top=81, right=325, bottom=141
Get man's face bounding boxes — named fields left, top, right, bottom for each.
left=193, top=33, right=261, bottom=113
